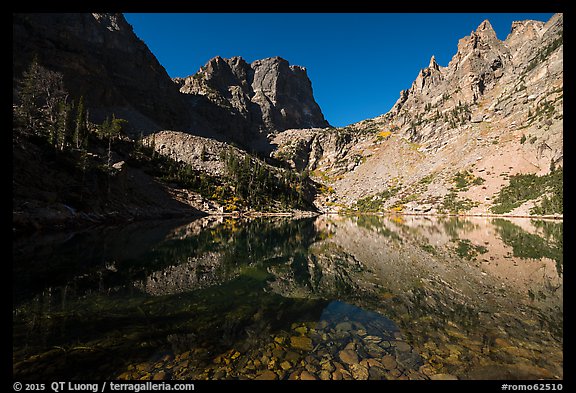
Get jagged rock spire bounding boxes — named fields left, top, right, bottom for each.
left=428, top=55, right=439, bottom=70
left=477, top=19, right=494, bottom=32
left=475, top=19, right=498, bottom=41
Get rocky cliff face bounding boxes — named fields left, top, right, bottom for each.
left=13, top=13, right=563, bottom=219
left=13, top=13, right=188, bottom=132
left=13, top=13, right=329, bottom=148
left=272, top=14, right=563, bottom=216
left=175, top=56, right=330, bottom=148
left=385, top=15, right=562, bottom=149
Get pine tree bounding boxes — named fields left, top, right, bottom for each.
left=104, top=114, right=125, bottom=170
left=56, top=101, right=73, bottom=151
left=73, top=96, right=87, bottom=149
left=100, top=116, right=111, bottom=139
left=16, top=59, right=68, bottom=137
left=17, top=58, right=42, bottom=132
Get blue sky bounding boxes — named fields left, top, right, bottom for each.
left=125, top=13, right=554, bottom=127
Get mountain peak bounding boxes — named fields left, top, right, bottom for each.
left=509, top=19, right=545, bottom=36
left=428, top=55, right=439, bottom=70
left=477, top=19, right=494, bottom=33
left=474, top=19, right=499, bottom=42
left=251, top=56, right=288, bottom=67
left=177, top=54, right=329, bottom=144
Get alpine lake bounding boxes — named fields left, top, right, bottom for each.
left=13, top=214, right=563, bottom=381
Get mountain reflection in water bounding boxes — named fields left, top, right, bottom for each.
left=13, top=215, right=562, bottom=380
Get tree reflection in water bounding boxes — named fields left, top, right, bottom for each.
left=13, top=215, right=562, bottom=380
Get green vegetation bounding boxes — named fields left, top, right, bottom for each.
left=452, top=170, right=485, bottom=191
left=311, top=169, right=338, bottom=183
left=13, top=60, right=137, bottom=203
left=535, top=100, right=555, bottom=119
left=139, top=146, right=315, bottom=212
left=14, top=59, right=95, bottom=153
left=13, top=59, right=317, bottom=216
left=446, top=101, right=471, bottom=129
left=350, top=187, right=400, bottom=213
left=349, top=172, right=439, bottom=214
left=200, top=145, right=208, bottom=161
left=419, top=173, right=436, bottom=185
left=410, top=113, right=425, bottom=129
left=219, top=148, right=314, bottom=211
left=420, top=244, right=438, bottom=256
left=335, top=123, right=381, bottom=137
left=526, top=34, right=563, bottom=73
left=318, top=184, right=335, bottom=195
left=520, top=134, right=527, bottom=144
left=437, top=170, right=484, bottom=214
left=526, top=99, right=558, bottom=127
left=439, top=191, right=479, bottom=214
left=533, top=219, right=563, bottom=252
left=490, top=168, right=563, bottom=215
left=335, top=129, right=353, bottom=145
left=531, top=174, right=563, bottom=216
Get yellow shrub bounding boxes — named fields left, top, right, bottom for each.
left=377, top=130, right=392, bottom=139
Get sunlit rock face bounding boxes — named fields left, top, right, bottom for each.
left=271, top=14, right=563, bottom=216
left=176, top=55, right=329, bottom=147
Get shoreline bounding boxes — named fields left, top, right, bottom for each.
left=13, top=207, right=562, bottom=236
left=324, top=211, right=563, bottom=221
left=205, top=211, right=563, bottom=220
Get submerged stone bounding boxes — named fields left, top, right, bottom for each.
left=381, top=355, right=397, bottom=370
left=290, top=336, right=313, bottom=351
left=350, top=364, right=369, bottom=380
left=368, top=366, right=387, bottom=380
left=285, top=351, right=300, bottom=362
left=295, top=326, right=308, bottom=335
left=394, top=341, right=411, bottom=352
left=280, top=361, right=292, bottom=370
left=300, top=370, right=317, bottom=380
left=335, top=322, right=353, bottom=331
left=430, top=373, right=459, bottom=380
left=338, top=349, right=359, bottom=365
left=255, top=370, right=277, bottom=380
